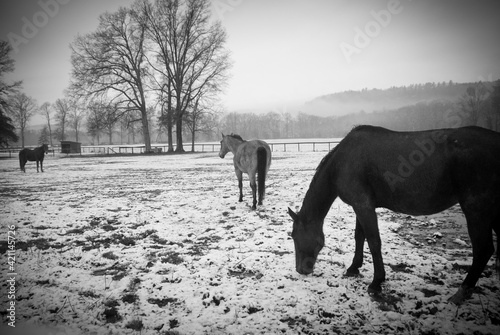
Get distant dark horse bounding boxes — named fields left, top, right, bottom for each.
left=219, top=133, right=272, bottom=209
left=19, top=144, right=49, bottom=172
left=288, top=125, right=500, bottom=304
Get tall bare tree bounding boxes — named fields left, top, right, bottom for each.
left=459, top=82, right=489, bottom=126
left=87, top=102, right=104, bottom=145
left=139, top=0, right=230, bottom=152
left=39, top=102, right=54, bottom=146
left=54, top=98, right=71, bottom=141
left=185, top=90, right=220, bottom=151
left=68, top=101, right=85, bottom=142
left=70, top=6, right=152, bottom=151
left=488, top=80, right=500, bottom=131
left=0, top=41, right=22, bottom=113
left=8, top=92, right=37, bottom=147
left=0, top=40, right=22, bottom=146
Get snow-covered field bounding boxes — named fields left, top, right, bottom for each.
left=1, top=151, right=499, bottom=335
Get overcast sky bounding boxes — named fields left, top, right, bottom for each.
left=1, top=0, right=499, bottom=116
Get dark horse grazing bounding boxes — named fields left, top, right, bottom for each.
left=288, top=125, right=500, bottom=304
left=219, top=133, right=272, bottom=209
left=19, top=144, right=49, bottom=172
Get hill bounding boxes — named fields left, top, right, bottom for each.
left=302, top=81, right=475, bottom=117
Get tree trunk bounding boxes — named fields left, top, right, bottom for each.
left=166, top=114, right=174, bottom=152
left=175, top=116, right=184, bottom=152
left=47, top=117, right=53, bottom=147
left=141, top=106, right=151, bottom=152
left=166, top=93, right=174, bottom=152
left=191, top=127, right=195, bottom=152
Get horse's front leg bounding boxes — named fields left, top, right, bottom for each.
left=235, top=169, right=243, bottom=202
left=40, top=160, right=44, bottom=172
left=36, top=160, right=40, bottom=172
left=354, top=207, right=385, bottom=294
left=345, top=218, right=365, bottom=276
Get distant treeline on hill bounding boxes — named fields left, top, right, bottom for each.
left=220, top=80, right=500, bottom=139
left=305, top=81, right=482, bottom=115
left=15, top=80, right=500, bottom=147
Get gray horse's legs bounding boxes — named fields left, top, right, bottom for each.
left=235, top=169, right=243, bottom=202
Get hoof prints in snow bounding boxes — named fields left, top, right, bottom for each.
left=0, top=152, right=499, bottom=335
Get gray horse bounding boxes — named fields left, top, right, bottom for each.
left=219, top=133, right=272, bottom=209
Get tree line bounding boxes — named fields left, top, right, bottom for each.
left=218, top=80, right=500, bottom=139
left=1, top=7, right=499, bottom=149
left=1, top=0, right=230, bottom=151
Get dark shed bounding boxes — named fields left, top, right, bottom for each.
left=60, top=141, right=81, bottom=154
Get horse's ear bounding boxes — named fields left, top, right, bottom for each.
left=288, top=207, right=299, bottom=221
left=221, top=132, right=225, bottom=138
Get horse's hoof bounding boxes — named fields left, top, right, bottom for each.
left=367, top=283, right=382, bottom=295
left=344, top=268, right=360, bottom=277
left=448, top=286, right=474, bottom=305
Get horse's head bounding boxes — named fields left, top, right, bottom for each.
left=288, top=207, right=325, bottom=275
left=219, top=133, right=230, bottom=158
left=42, top=144, right=49, bottom=153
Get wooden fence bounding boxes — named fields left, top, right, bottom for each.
left=0, top=140, right=341, bottom=158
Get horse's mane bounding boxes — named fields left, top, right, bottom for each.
left=228, top=133, right=245, bottom=142
left=310, top=125, right=381, bottom=183
left=310, top=144, right=339, bottom=186
left=352, top=124, right=391, bottom=133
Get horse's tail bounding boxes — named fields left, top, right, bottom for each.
left=257, top=147, right=267, bottom=203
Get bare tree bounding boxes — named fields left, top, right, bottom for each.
left=70, top=6, right=152, bottom=151
left=185, top=92, right=220, bottom=151
left=0, top=41, right=22, bottom=114
left=68, top=101, right=86, bottom=142
left=139, top=0, right=230, bottom=152
left=488, top=80, right=500, bottom=131
left=0, top=41, right=22, bottom=146
left=0, top=110, right=18, bottom=147
left=39, top=102, right=54, bottom=146
left=459, top=82, right=489, bottom=126
left=54, top=98, right=70, bottom=141
left=87, top=102, right=105, bottom=145
left=39, top=125, right=49, bottom=145
left=102, top=102, right=123, bottom=144
left=8, top=92, right=37, bottom=147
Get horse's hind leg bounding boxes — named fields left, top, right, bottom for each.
left=449, top=211, right=495, bottom=304
left=235, top=169, right=243, bottom=202
left=249, top=173, right=257, bottom=210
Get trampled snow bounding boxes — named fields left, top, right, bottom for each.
left=1, top=151, right=498, bottom=334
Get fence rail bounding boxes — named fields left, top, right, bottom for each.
left=0, top=140, right=341, bottom=158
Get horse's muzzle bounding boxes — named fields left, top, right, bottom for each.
left=296, top=267, right=313, bottom=275
left=296, top=255, right=316, bottom=275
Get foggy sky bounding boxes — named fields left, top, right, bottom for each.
left=1, top=0, right=499, bottom=119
